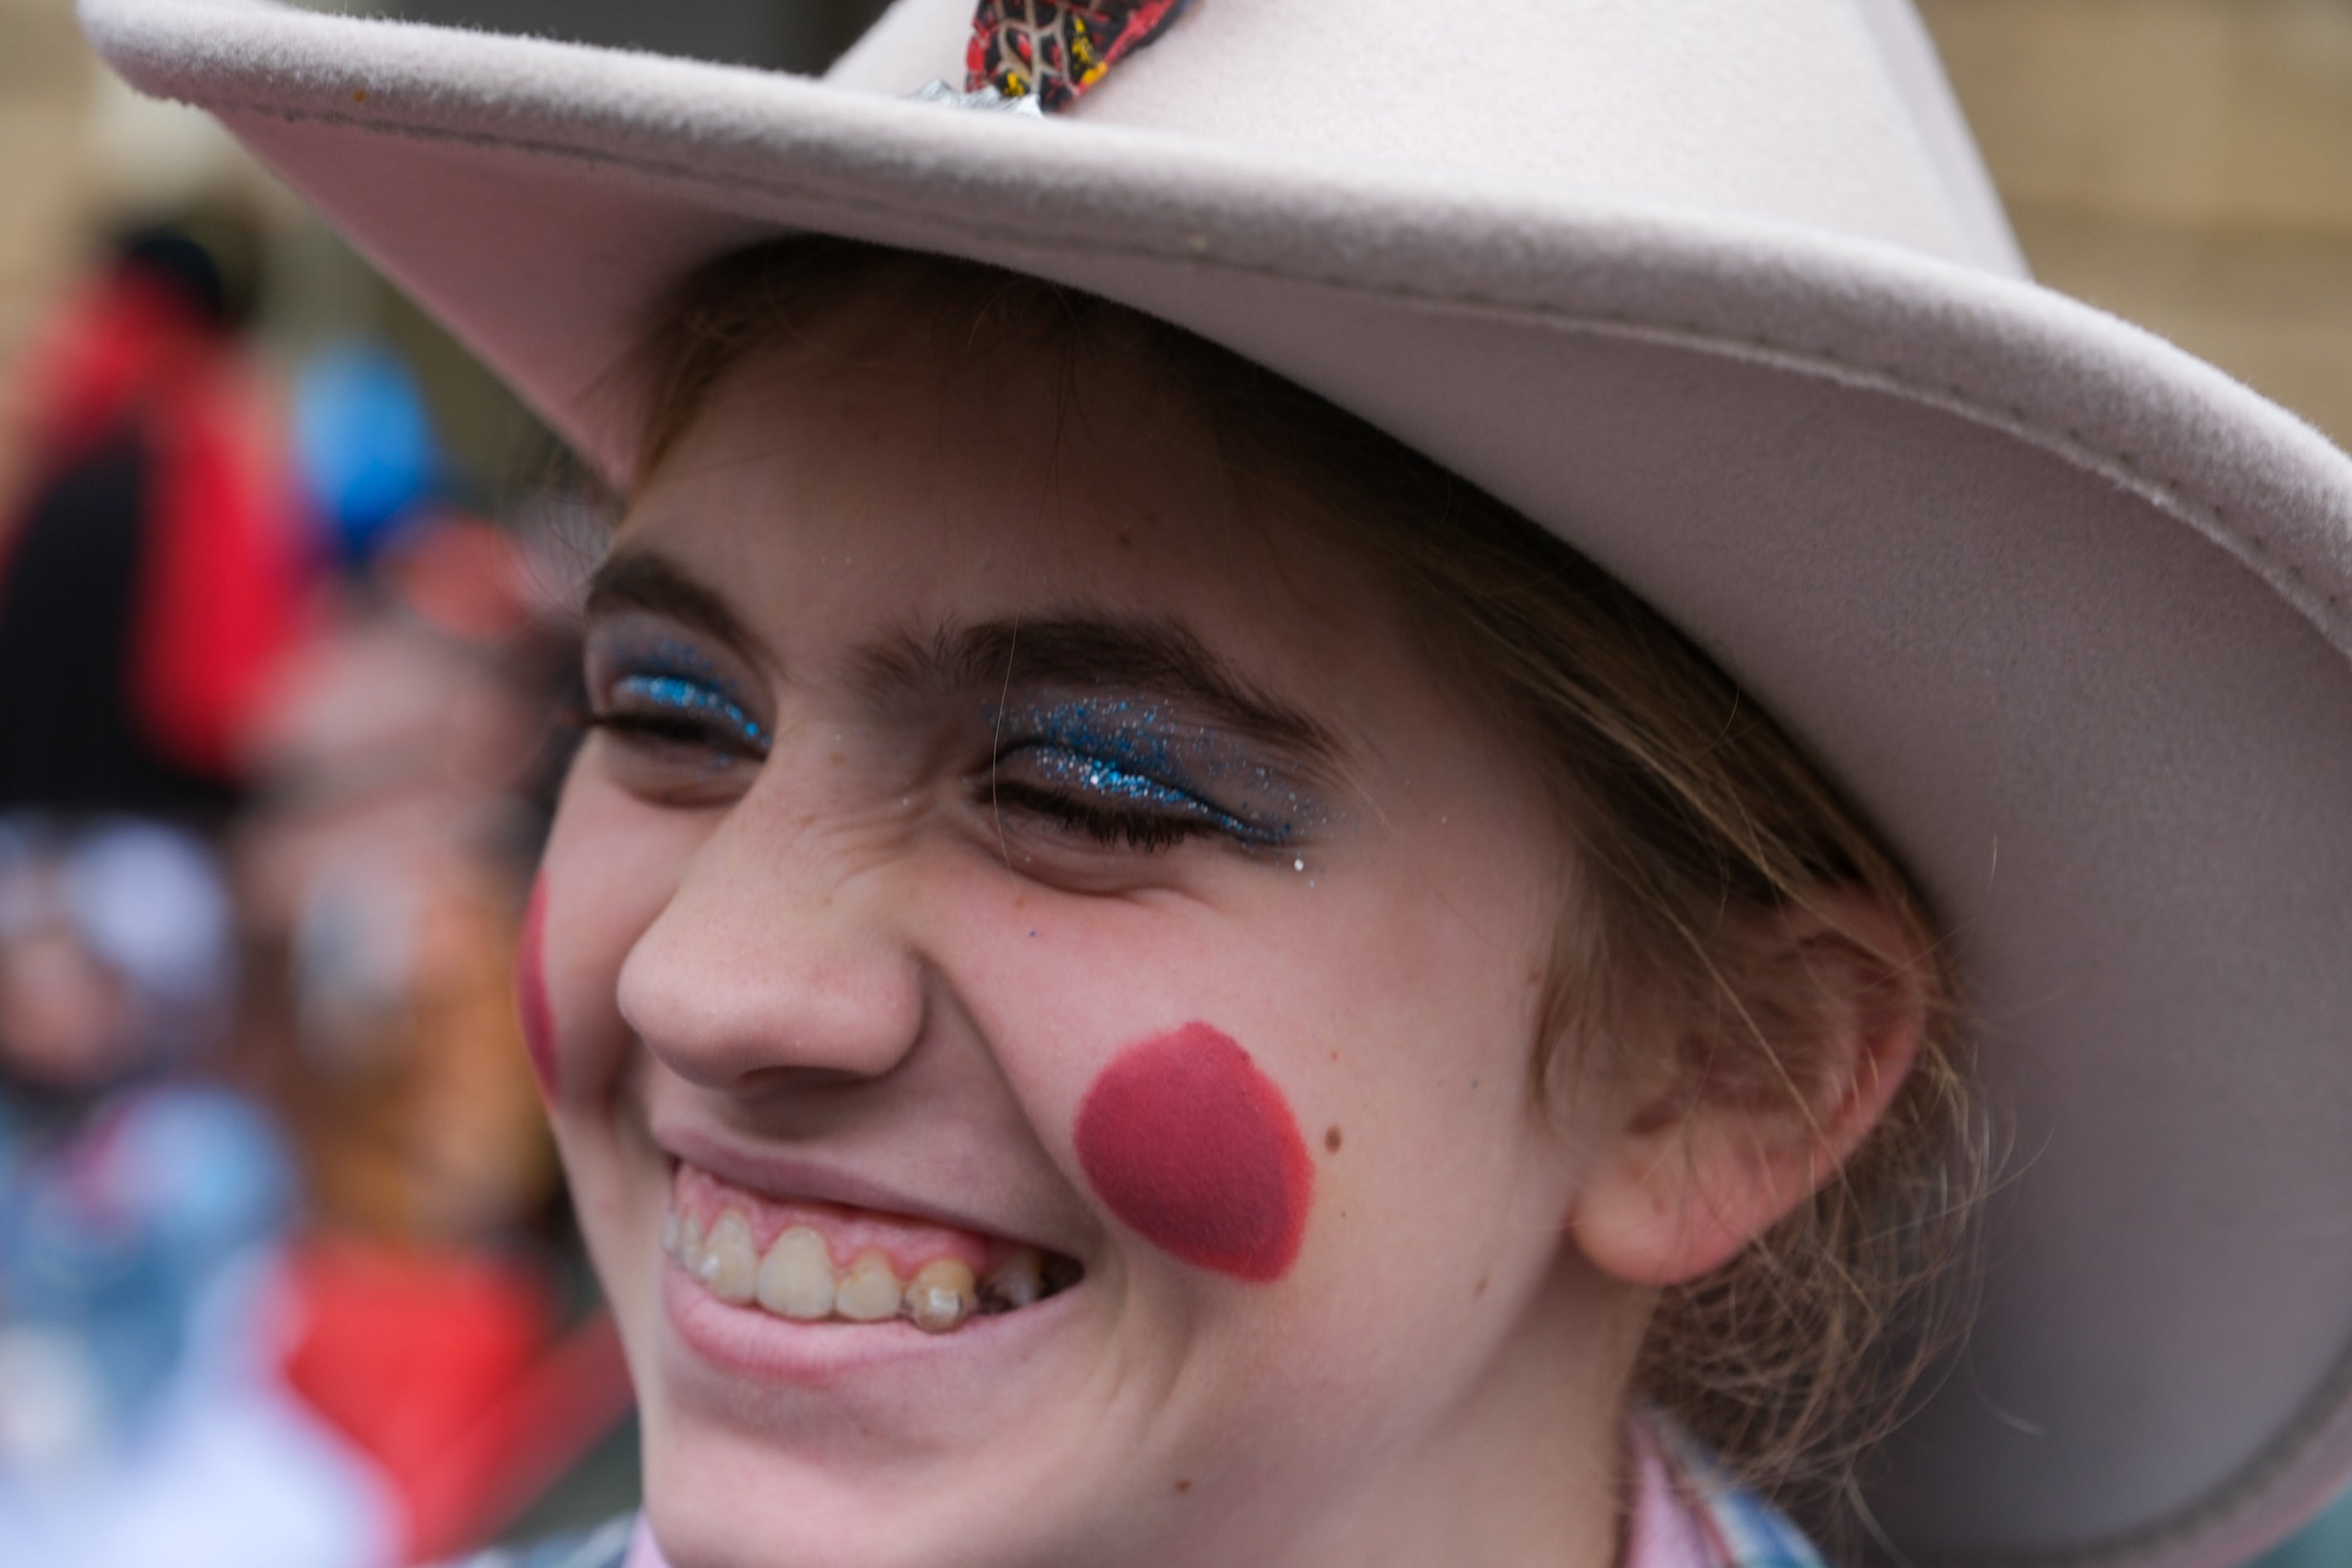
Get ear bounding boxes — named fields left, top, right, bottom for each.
left=1566, top=887, right=1931, bottom=1288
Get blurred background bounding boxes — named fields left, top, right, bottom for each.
left=0, top=1, right=2346, bottom=1564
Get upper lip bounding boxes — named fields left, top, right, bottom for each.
left=652, top=1118, right=1062, bottom=1255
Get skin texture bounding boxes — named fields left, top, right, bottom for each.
left=1074, top=1021, right=1314, bottom=1283
left=533, top=294, right=1925, bottom=1568
left=516, top=874, right=557, bottom=1098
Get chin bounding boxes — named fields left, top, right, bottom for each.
left=638, top=1406, right=1103, bottom=1568
left=627, top=1274, right=1122, bottom=1568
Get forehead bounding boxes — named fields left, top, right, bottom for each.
left=621, top=291, right=1405, bottom=687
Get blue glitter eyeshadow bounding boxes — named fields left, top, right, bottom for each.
left=610, top=670, right=767, bottom=750
left=988, top=696, right=1332, bottom=845
left=1020, top=745, right=1261, bottom=837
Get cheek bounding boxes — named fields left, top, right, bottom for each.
left=515, top=873, right=557, bottom=1099
left=1074, top=1022, right=1314, bottom=1283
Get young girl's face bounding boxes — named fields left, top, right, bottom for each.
left=536, top=304, right=1645, bottom=1568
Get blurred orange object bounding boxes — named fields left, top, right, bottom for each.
left=280, top=1239, right=633, bottom=1563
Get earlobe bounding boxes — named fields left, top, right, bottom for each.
left=1566, top=889, right=1931, bottom=1288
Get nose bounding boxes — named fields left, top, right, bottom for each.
left=616, top=787, right=927, bottom=1092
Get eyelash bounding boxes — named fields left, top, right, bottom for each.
left=981, top=743, right=1274, bottom=854
left=985, top=780, right=1211, bottom=851
left=579, top=672, right=768, bottom=759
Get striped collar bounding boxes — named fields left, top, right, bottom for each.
left=1634, top=1417, right=1833, bottom=1568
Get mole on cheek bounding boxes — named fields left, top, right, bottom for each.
left=1074, top=1023, right=1314, bottom=1283
left=516, top=875, right=558, bottom=1098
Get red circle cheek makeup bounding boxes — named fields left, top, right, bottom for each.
left=1074, top=1023, right=1314, bottom=1283
left=516, top=874, right=557, bottom=1098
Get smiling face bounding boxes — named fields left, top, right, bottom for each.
left=538, top=292, right=1656, bottom=1568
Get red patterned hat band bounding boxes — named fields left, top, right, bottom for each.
left=966, top=0, right=1198, bottom=112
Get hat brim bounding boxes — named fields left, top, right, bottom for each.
left=80, top=2, right=2352, bottom=1564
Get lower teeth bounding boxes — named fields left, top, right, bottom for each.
left=668, top=1212, right=1074, bottom=1332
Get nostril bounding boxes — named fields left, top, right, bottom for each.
left=616, top=851, right=928, bottom=1088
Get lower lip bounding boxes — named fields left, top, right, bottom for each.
left=659, top=1250, right=1079, bottom=1390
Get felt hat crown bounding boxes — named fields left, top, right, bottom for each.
left=78, top=2, right=2352, bottom=1566
left=831, top=0, right=2028, bottom=270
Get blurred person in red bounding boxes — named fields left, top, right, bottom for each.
left=0, top=217, right=304, bottom=823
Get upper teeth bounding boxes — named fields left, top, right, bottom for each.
left=755, top=1226, right=835, bottom=1321
left=667, top=1210, right=1048, bottom=1333
left=700, top=1211, right=759, bottom=1305
left=906, top=1259, right=979, bottom=1333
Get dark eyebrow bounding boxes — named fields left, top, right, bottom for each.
left=860, top=613, right=1344, bottom=767
left=583, top=551, right=1341, bottom=765
left=583, top=548, right=768, bottom=667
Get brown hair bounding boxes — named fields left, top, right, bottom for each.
left=621, top=237, right=1985, bottom=1533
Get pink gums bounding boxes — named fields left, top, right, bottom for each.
left=516, top=874, right=557, bottom=1098
left=1074, top=1023, right=1313, bottom=1283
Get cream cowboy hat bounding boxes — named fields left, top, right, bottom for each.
left=75, top=1, right=2352, bottom=1563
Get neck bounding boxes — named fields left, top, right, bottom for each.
left=1199, top=1256, right=1649, bottom=1568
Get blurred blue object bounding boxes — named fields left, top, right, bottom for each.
left=0, top=1082, right=295, bottom=1449
left=0, top=816, right=281, bottom=1450
left=0, top=1084, right=393, bottom=1568
left=0, top=813, right=396, bottom=1565
left=292, top=340, right=440, bottom=562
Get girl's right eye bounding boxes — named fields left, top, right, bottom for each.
left=582, top=671, right=770, bottom=769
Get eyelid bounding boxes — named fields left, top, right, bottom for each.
left=585, top=621, right=772, bottom=756
left=1004, top=741, right=1269, bottom=841
left=606, top=672, right=771, bottom=751
left=986, top=696, right=1326, bottom=847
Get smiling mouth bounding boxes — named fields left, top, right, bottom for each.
left=664, top=1161, right=1083, bottom=1333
